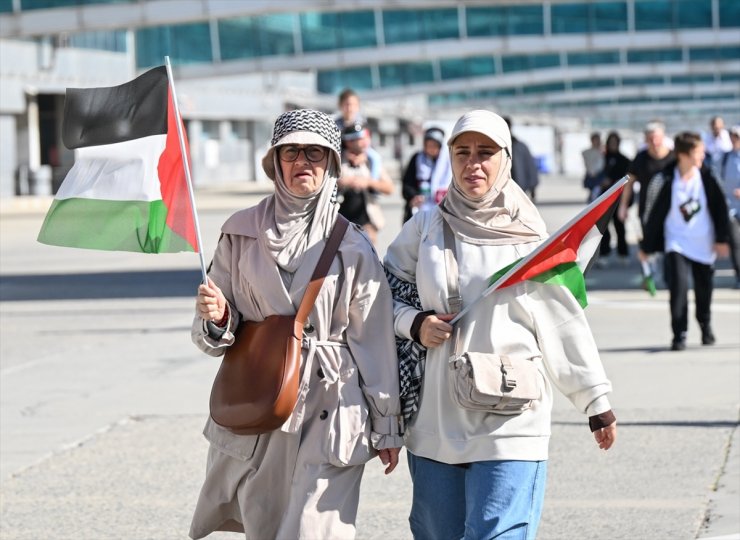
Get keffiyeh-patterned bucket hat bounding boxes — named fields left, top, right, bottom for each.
left=261, top=109, right=342, bottom=181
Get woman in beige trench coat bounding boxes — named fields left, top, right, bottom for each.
left=190, top=109, right=403, bottom=540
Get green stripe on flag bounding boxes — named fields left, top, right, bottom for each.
left=488, top=258, right=521, bottom=285
left=530, top=262, right=588, bottom=308
left=37, top=198, right=194, bottom=253
left=489, top=259, right=588, bottom=308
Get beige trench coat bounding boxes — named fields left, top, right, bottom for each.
left=189, top=201, right=403, bottom=540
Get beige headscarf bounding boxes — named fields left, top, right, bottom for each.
left=439, top=110, right=547, bottom=245
left=260, top=109, right=342, bottom=273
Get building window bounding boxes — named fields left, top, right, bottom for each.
left=635, top=0, right=713, bottom=30
left=300, top=11, right=376, bottom=52
left=502, top=53, right=560, bottom=72
left=571, top=78, right=617, bottom=89
left=439, top=56, right=495, bottom=80
left=689, top=45, right=740, bottom=61
left=20, top=0, right=132, bottom=8
left=136, top=23, right=213, bottom=68
left=466, top=5, right=544, bottom=36
left=317, top=67, right=374, bottom=95
left=68, top=29, right=127, bottom=52
left=551, top=2, right=628, bottom=34
left=621, top=75, right=665, bottom=85
left=626, top=48, right=682, bottom=63
left=379, top=62, right=435, bottom=87
left=593, top=2, right=629, bottom=32
left=219, top=14, right=295, bottom=60
left=719, top=0, right=740, bottom=27
left=675, top=0, right=712, bottom=28
left=522, top=82, right=566, bottom=94
left=670, top=74, right=715, bottom=84
left=382, top=8, right=459, bottom=44
left=567, top=50, right=621, bottom=65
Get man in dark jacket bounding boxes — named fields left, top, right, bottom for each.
left=504, top=117, right=539, bottom=201
left=641, top=132, right=730, bottom=351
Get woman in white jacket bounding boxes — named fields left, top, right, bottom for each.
left=384, top=110, right=617, bottom=540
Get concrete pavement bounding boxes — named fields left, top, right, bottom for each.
left=1, top=175, right=738, bottom=539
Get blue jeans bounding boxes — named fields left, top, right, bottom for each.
left=407, top=452, right=547, bottom=540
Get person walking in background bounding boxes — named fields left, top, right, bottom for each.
left=703, top=116, right=732, bottom=176
left=582, top=132, right=604, bottom=203
left=401, top=126, right=451, bottom=223
left=335, top=88, right=382, bottom=181
left=720, top=125, right=740, bottom=289
left=338, top=122, right=394, bottom=246
left=597, top=131, right=631, bottom=266
left=618, top=120, right=674, bottom=226
left=385, top=109, right=616, bottom=540
left=504, top=116, right=540, bottom=201
left=190, top=109, right=402, bottom=540
left=641, top=132, right=730, bottom=351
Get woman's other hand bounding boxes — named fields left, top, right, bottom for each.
left=419, top=313, right=455, bottom=348
left=197, top=277, right=227, bottom=322
left=715, top=242, right=730, bottom=259
left=378, top=447, right=401, bottom=474
left=593, top=422, right=617, bottom=451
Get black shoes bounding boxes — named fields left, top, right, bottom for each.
left=670, top=327, right=716, bottom=350
left=671, top=332, right=687, bottom=351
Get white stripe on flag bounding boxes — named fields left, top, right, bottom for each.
left=576, top=225, right=603, bottom=272
left=55, top=134, right=167, bottom=202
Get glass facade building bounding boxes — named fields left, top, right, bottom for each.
left=1, top=0, right=738, bottom=120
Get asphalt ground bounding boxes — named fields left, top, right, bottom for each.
left=1, top=175, right=738, bottom=540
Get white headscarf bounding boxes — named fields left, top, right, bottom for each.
left=439, top=110, right=547, bottom=245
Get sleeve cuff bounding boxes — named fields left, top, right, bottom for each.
left=200, top=301, right=238, bottom=349
left=370, top=414, right=403, bottom=436
left=589, top=410, right=616, bottom=432
left=410, top=310, right=435, bottom=343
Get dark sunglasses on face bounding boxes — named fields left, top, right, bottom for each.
left=277, top=145, right=328, bottom=163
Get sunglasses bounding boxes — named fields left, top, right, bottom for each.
left=277, top=145, right=328, bottom=163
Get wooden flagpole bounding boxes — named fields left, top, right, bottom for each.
left=449, top=176, right=629, bottom=325
left=164, top=56, right=208, bottom=284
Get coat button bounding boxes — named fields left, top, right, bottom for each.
left=304, top=322, right=315, bottom=333
left=316, top=367, right=324, bottom=379
left=319, top=410, right=328, bottom=420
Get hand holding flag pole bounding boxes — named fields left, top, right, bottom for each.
left=449, top=176, right=629, bottom=326
left=164, top=56, right=208, bottom=284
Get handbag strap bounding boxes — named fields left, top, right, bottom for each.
left=442, top=218, right=465, bottom=359
left=442, top=218, right=463, bottom=314
left=295, top=215, right=349, bottom=325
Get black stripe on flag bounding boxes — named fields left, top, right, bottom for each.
left=62, top=66, right=168, bottom=150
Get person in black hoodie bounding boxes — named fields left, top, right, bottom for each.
left=401, top=127, right=448, bottom=223
left=598, top=132, right=631, bottom=264
left=641, top=132, right=730, bottom=351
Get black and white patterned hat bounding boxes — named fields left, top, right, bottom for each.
left=262, top=109, right=342, bottom=181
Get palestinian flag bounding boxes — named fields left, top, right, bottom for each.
left=450, top=178, right=627, bottom=324
left=37, top=66, right=198, bottom=253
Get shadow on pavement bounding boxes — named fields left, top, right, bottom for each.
left=0, top=259, right=735, bottom=302
left=555, top=420, right=739, bottom=428
left=0, top=269, right=202, bottom=301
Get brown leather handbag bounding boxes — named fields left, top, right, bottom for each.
left=209, top=216, right=349, bottom=435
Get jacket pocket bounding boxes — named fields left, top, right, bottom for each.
left=203, top=417, right=260, bottom=462
left=327, top=366, right=374, bottom=467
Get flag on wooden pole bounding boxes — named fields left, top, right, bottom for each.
left=450, top=177, right=628, bottom=324
left=37, top=66, right=198, bottom=254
